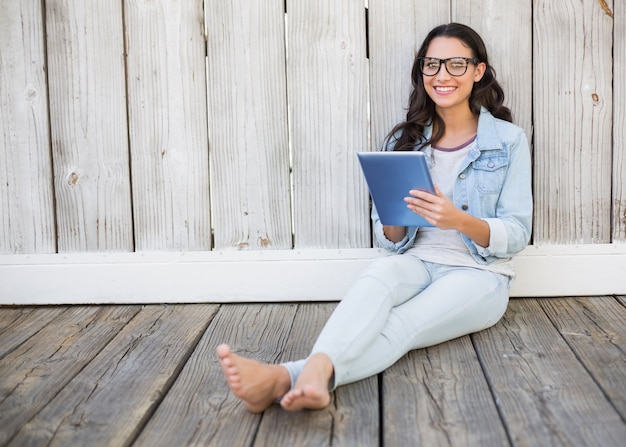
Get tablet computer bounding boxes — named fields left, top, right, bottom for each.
left=357, top=151, right=435, bottom=227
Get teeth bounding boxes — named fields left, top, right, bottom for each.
left=436, top=86, right=455, bottom=92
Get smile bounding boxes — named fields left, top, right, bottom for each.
left=434, top=86, right=456, bottom=93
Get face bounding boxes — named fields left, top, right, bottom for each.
left=422, top=37, right=486, bottom=114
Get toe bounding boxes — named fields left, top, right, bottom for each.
left=216, top=343, right=231, bottom=358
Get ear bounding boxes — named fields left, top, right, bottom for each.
left=473, top=62, right=487, bottom=82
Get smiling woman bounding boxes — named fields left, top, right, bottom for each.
left=421, top=44, right=485, bottom=128
left=216, top=22, right=534, bottom=413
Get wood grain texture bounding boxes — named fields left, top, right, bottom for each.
left=0, top=306, right=65, bottom=358
left=473, top=298, right=626, bottom=446
left=0, top=300, right=624, bottom=445
left=332, top=376, right=379, bottom=446
left=533, top=0, right=613, bottom=243
left=1, top=1, right=624, bottom=255
left=244, top=303, right=378, bottom=447
left=45, top=0, right=133, bottom=252
left=205, top=0, right=292, bottom=250
left=0, top=0, right=56, bottom=254
left=125, top=0, right=211, bottom=251
left=134, top=304, right=297, bottom=446
left=368, top=0, right=449, bottom=151
left=539, top=296, right=626, bottom=419
left=288, top=0, right=370, bottom=249
left=383, top=336, right=508, bottom=446
left=8, top=304, right=217, bottom=447
left=0, top=305, right=141, bottom=445
left=255, top=304, right=338, bottom=447
left=613, top=2, right=625, bottom=242
left=454, top=0, right=533, bottom=138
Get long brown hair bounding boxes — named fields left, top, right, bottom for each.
left=389, top=23, right=512, bottom=151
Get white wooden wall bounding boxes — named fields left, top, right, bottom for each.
left=1, top=0, right=624, bottom=303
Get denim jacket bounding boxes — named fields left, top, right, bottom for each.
left=372, top=107, right=533, bottom=265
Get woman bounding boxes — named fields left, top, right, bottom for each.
left=217, top=22, right=533, bottom=412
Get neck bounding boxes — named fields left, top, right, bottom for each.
left=433, top=106, right=478, bottom=146
left=436, top=104, right=478, bottom=128
left=436, top=105, right=477, bottom=131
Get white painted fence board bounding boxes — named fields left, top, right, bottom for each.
left=45, top=0, right=133, bottom=252
left=368, top=0, right=449, bottom=152
left=614, top=3, right=625, bottom=242
left=0, top=0, right=56, bottom=254
left=1, top=1, right=625, bottom=303
left=454, top=0, right=533, bottom=139
left=125, top=0, right=210, bottom=250
left=288, top=0, right=370, bottom=248
left=1, top=245, right=625, bottom=304
left=533, top=0, right=613, bottom=243
left=205, top=0, right=292, bottom=250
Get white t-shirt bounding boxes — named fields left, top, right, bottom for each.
left=405, top=139, right=515, bottom=277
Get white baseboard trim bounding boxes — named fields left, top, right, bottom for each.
left=1, top=244, right=625, bottom=304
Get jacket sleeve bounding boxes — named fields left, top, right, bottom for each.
left=475, top=130, right=533, bottom=258
left=371, top=203, right=419, bottom=253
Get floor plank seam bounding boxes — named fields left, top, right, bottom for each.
left=469, top=333, right=515, bottom=447
left=127, top=304, right=222, bottom=446
left=377, top=373, right=384, bottom=447
left=538, top=298, right=626, bottom=425
left=0, top=307, right=65, bottom=361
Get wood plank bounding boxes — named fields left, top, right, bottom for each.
left=254, top=303, right=378, bottom=447
left=0, top=305, right=141, bottom=445
left=45, top=0, right=133, bottom=252
left=288, top=0, right=370, bottom=248
left=613, top=2, right=626, bottom=242
left=133, top=304, right=298, bottom=446
left=0, top=306, right=66, bottom=358
left=538, top=296, right=626, bottom=419
left=254, top=304, right=337, bottom=447
left=383, top=336, right=509, bottom=446
left=368, top=0, right=448, bottom=151
left=0, top=299, right=623, bottom=445
left=473, top=299, right=626, bottom=446
left=453, top=1, right=533, bottom=138
left=332, top=375, right=379, bottom=445
left=533, top=0, right=613, bottom=243
left=205, top=0, right=292, bottom=250
left=8, top=304, right=218, bottom=446
left=0, top=0, right=56, bottom=254
left=125, top=0, right=211, bottom=250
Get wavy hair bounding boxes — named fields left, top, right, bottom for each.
left=389, top=23, right=512, bottom=151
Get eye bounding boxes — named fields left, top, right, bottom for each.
left=425, top=59, right=440, bottom=68
left=449, top=59, right=467, bottom=68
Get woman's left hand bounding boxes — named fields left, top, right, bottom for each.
left=404, top=185, right=463, bottom=230
left=405, top=185, right=491, bottom=247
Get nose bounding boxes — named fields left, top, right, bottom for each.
left=436, top=64, right=452, bottom=80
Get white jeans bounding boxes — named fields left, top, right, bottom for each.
left=282, top=255, right=510, bottom=389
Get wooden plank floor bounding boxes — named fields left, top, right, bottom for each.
left=0, top=297, right=624, bottom=446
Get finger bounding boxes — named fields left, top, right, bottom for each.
left=408, top=190, right=436, bottom=201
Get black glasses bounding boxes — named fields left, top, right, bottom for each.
left=418, top=57, right=479, bottom=77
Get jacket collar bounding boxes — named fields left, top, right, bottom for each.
left=476, top=106, right=504, bottom=151
left=420, top=106, right=502, bottom=151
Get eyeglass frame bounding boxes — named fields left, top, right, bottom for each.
left=417, top=57, right=480, bottom=77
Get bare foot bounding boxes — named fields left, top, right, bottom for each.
left=216, top=344, right=291, bottom=413
left=280, top=353, right=333, bottom=411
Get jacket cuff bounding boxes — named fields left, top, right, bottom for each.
left=476, top=218, right=507, bottom=257
left=374, top=223, right=411, bottom=252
